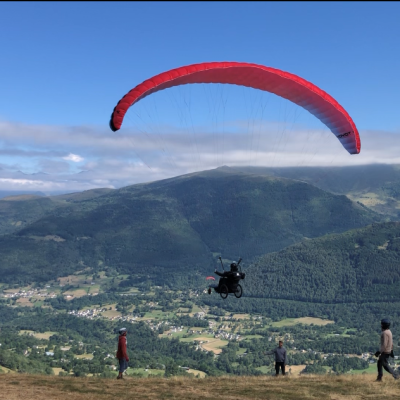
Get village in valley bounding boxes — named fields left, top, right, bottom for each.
left=0, top=267, right=394, bottom=378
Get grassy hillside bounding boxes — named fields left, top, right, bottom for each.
left=0, top=374, right=398, bottom=400
left=0, top=169, right=381, bottom=284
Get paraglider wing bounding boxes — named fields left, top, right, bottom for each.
left=206, top=276, right=216, bottom=281
left=109, top=61, right=360, bottom=154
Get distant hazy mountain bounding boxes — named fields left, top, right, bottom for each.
left=233, top=164, right=400, bottom=217
left=0, top=168, right=381, bottom=284
left=0, top=188, right=114, bottom=235
left=0, top=190, right=46, bottom=199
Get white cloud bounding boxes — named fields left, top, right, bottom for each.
left=0, top=119, right=399, bottom=193
left=0, top=178, right=67, bottom=190
left=63, top=153, right=84, bottom=162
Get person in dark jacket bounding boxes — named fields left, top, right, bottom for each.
left=214, top=262, right=241, bottom=290
left=265, top=340, right=288, bottom=376
left=116, top=327, right=129, bottom=379
left=207, top=258, right=245, bottom=296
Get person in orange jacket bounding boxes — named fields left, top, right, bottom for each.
left=116, top=328, right=129, bottom=379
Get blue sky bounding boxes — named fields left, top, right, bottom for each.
left=0, top=2, right=399, bottom=193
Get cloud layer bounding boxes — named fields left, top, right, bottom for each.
left=0, top=119, right=399, bottom=193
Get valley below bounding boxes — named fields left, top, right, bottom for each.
left=1, top=166, right=400, bottom=395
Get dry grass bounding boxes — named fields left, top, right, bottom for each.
left=74, top=354, right=94, bottom=360
left=202, top=340, right=229, bottom=354
left=58, top=275, right=84, bottom=285
left=19, top=330, right=57, bottom=340
left=272, top=317, right=333, bottom=327
left=15, top=298, right=34, bottom=307
left=348, top=192, right=387, bottom=207
left=287, top=365, right=307, bottom=376
left=232, top=314, right=251, bottom=320
left=35, top=332, right=57, bottom=340
left=1, top=374, right=400, bottom=400
left=102, top=304, right=122, bottom=319
left=52, top=368, right=65, bottom=376
left=187, top=369, right=207, bottom=378
left=0, top=366, right=15, bottom=374
left=192, top=337, right=229, bottom=354
left=378, top=241, right=389, bottom=250
left=63, top=289, right=88, bottom=299
left=294, top=317, right=334, bottom=326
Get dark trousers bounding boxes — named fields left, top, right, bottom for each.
left=377, top=353, right=395, bottom=377
left=119, top=358, right=128, bottom=373
left=275, top=362, right=285, bottom=375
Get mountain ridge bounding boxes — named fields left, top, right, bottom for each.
left=0, top=168, right=382, bottom=284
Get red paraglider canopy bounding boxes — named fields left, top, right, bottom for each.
left=206, top=276, right=216, bottom=281
left=109, top=62, right=360, bottom=154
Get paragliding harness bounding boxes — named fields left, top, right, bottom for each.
left=208, top=257, right=245, bottom=299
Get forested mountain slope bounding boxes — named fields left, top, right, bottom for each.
left=244, top=222, right=400, bottom=304
left=0, top=169, right=381, bottom=284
